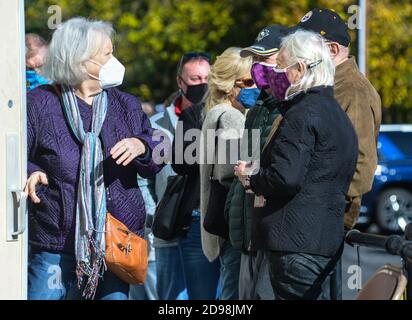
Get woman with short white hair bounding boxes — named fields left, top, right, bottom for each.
left=269, top=29, right=335, bottom=101
left=26, top=17, right=167, bottom=300
left=235, top=30, right=359, bottom=300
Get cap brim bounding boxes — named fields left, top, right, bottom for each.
left=285, top=25, right=299, bottom=35
left=240, top=47, right=279, bottom=58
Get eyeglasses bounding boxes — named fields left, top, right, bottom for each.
left=177, top=52, right=211, bottom=76
left=253, top=55, right=277, bottom=64
left=307, top=59, right=323, bottom=69
left=183, top=51, right=211, bottom=60
left=275, top=59, right=323, bottom=71
left=235, top=78, right=255, bottom=88
left=179, top=52, right=211, bottom=65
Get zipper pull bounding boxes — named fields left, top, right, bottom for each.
left=106, top=187, right=112, bottom=201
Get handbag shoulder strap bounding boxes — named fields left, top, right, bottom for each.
left=210, top=111, right=227, bottom=179
left=262, top=115, right=283, bottom=152
left=51, top=84, right=65, bottom=108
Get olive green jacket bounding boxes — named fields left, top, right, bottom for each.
left=225, top=94, right=280, bottom=254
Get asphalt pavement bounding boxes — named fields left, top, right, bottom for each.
left=342, top=243, right=402, bottom=300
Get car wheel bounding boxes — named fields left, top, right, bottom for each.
left=376, top=188, right=412, bottom=233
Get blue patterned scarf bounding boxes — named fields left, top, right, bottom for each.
left=60, top=84, right=108, bottom=299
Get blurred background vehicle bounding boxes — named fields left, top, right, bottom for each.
left=359, top=125, right=412, bottom=234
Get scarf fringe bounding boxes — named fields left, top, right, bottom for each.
left=76, top=236, right=107, bottom=300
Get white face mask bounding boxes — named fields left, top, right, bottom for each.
left=88, top=56, right=125, bottom=89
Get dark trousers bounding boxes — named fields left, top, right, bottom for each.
left=329, top=226, right=351, bottom=300
left=266, top=251, right=332, bottom=300
left=330, top=257, right=343, bottom=300
left=238, top=251, right=275, bottom=300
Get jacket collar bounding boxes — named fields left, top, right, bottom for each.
left=262, top=94, right=279, bottom=111
left=166, top=104, right=179, bottom=127
left=277, top=86, right=334, bottom=116
left=335, top=56, right=359, bottom=87
left=257, top=90, right=280, bottom=111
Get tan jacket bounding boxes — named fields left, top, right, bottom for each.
left=335, top=56, right=382, bottom=227
left=199, top=103, right=245, bottom=262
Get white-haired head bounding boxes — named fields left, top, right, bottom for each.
left=278, top=29, right=335, bottom=94
left=43, top=17, right=114, bottom=87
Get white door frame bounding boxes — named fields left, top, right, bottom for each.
left=0, top=0, right=28, bottom=300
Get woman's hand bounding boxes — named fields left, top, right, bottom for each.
left=24, top=171, right=49, bottom=204
left=234, top=161, right=249, bottom=185
left=235, top=161, right=260, bottom=187
left=110, top=138, right=147, bottom=166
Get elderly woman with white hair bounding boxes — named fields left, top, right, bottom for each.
left=235, top=30, right=359, bottom=300
left=25, top=17, right=167, bottom=300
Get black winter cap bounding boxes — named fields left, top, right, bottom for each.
left=297, top=8, right=351, bottom=47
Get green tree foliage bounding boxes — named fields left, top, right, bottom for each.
left=25, top=0, right=412, bottom=122
left=368, top=1, right=412, bottom=122
left=25, top=0, right=234, bottom=102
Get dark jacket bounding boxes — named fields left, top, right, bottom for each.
left=249, top=86, right=358, bottom=257
left=27, top=85, right=167, bottom=254
left=171, top=103, right=204, bottom=231
left=225, top=93, right=280, bottom=254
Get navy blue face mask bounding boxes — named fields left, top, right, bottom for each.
left=237, top=88, right=261, bottom=109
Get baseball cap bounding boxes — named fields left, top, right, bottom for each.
left=297, top=8, right=351, bottom=47
left=240, top=25, right=294, bottom=58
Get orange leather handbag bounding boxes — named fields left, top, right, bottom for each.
left=105, top=212, right=148, bottom=285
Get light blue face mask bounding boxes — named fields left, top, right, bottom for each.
left=237, top=88, right=261, bottom=109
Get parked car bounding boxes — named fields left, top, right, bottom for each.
left=359, top=125, right=412, bottom=233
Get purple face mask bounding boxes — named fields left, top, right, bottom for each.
left=267, top=67, right=293, bottom=101
left=251, top=62, right=274, bottom=90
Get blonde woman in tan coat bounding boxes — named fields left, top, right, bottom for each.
left=200, top=47, right=256, bottom=299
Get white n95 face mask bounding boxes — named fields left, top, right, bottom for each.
left=88, top=56, right=126, bottom=89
